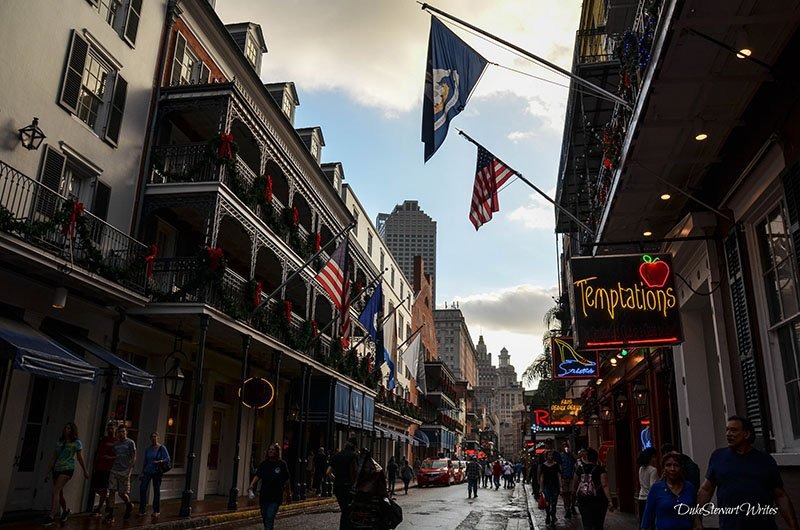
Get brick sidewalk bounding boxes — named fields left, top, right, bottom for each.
left=521, top=483, right=640, bottom=530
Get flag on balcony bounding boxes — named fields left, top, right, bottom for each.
left=358, top=281, right=382, bottom=341
left=316, top=239, right=349, bottom=310
left=382, top=309, right=397, bottom=391
left=422, top=16, right=487, bottom=162
left=469, top=143, right=515, bottom=230
left=401, top=333, right=422, bottom=384
left=339, top=271, right=352, bottom=349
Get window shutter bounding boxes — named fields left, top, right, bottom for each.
left=123, top=0, right=143, bottom=46
left=105, top=73, right=127, bottom=145
left=723, top=228, right=765, bottom=446
left=782, top=164, right=800, bottom=268
left=36, top=146, right=66, bottom=217
left=59, top=31, right=89, bottom=113
left=93, top=181, right=111, bottom=221
left=199, top=62, right=210, bottom=85
left=170, top=33, right=186, bottom=86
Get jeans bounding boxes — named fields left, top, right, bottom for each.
left=260, top=501, right=280, bottom=530
left=334, top=486, right=354, bottom=530
left=467, top=478, right=478, bottom=497
left=138, top=472, right=163, bottom=514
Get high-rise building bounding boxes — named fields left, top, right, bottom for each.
left=433, top=307, right=478, bottom=388
left=377, top=200, right=437, bottom=307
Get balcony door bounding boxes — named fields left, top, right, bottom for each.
left=205, top=407, right=225, bottom=494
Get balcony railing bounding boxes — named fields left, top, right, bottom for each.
left=0, top=160, right=148, bottom=293
left=575, top=28, right=617, bottom=65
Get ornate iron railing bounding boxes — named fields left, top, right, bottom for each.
left=150, top=144, right=218, bottom=184
left=0, top=160, right=148, bottom=293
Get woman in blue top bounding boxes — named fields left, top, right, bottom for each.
left=138, top=432, right=170, bottom=519
left=641, top=452, right=696, bottom=530
left=44, top=422, right=89, bottom=526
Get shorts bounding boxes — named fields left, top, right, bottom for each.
left=560, top=476, right=573, bottom=492
left=108, top=470, right=131, bottom=494
left=52, top=469, right=74, bottom=481
left=91, top=470, right=111, bottom=490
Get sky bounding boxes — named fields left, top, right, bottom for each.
left=216, top=0, right=581, bottom=386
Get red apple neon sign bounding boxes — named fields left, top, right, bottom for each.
left=638, top=255, right=670, bottom=288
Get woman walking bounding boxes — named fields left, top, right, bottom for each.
left=539, top=450, right=562, bottom=526
left=573, top=447, right=613, bottom=530
left=386, top=456, right=398, bottom=497
left=249, top=443, right=292, bottom=530
left=44, top=422, right=89, bottom=526
left=139, top=432, right=170, bottom=519
left=400, top=458, right=413, bottom=494
left=640, top=452, right=696, bottom=529
left=637, top=448, right=658, bottom=524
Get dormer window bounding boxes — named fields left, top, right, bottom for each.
left=282, top=93, right=295, bottom=123
left=310, top=137, right=320, bottom=162
left=245, top=38, right=258, bottom=68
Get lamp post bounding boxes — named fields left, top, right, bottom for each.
left=179, top=314, right=209, bottom=518
left=633, top=382, right=649, bottom=417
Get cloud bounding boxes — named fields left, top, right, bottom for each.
left=507, top=191, right=556, bottom=230
left=454, top=284, right=558, bottom=336
left=507, top=131, right=534, bottom=142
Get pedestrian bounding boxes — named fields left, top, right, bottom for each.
left=695, top=415, right=799, bottom=530
left=482, top=459, right=492, bottom=488
left=413, top=457, right=421, bottom=484
left=306, top=450, right=315, bottom=494
left=539, top=450, right=561, bottom=525
left=43, top=422, right=89, bottom=526
left=313, top=447, right=327, bottom=496
left=104, top=424, right=136, bottom=523
left=572, top=447, right=613, bottom=530
left=138, top=432, right=170, bottom=519
left=659, top=442, right=700, bottom=496
left=637, top=447, right=658, bottom=525
left=529, top=456, right=539, bottom=495
left=400, top=458, right=413, bottom=494
left=560, top=442, right=577, bottom=519
left=640, top=452, right=695, bottom=530
left=327, top=436, right=359, bottom=530
left=465, top=455, right=480, bottom=499
left=503, top=461, right=513, bottom=488
left=91, top=420, right=117, bottom=516
left=514, top=461, right=523, bottom=482
left=492, top=459, right=502, bottom=490
left=386, top=456, right=398, bottom=497
left=248, top=443, right=291, bottom=530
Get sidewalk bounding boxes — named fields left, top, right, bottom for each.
left=0, top=494, right=336, bottom=530
left=521, top=483, right=640, bottom=530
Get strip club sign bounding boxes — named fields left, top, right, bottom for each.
left=568, top=253, right=683, bottom=349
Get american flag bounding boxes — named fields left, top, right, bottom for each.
left=316, top=239, right=349, bottom=310
left=339, top=272, right=352, bottom=348
left=469, top=144, right=514, bottom=230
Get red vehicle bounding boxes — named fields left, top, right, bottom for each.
left=453, top=461, right=466, bottom=484
left=416, top=458, right=455, bottom=487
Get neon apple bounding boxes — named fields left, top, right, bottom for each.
left=639, top=255, right=670, bottom=288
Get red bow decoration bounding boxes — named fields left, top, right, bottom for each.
left=253, top=280, right=263, bottom=308
left=284, top=300, right=293, bottom=323
left=206, top=247, right=224, bottom=271
left=62, top=201, right=84, bottom=239
left=218, top=132, right=234, bottom=160
left=603, top=158, right=613, bottom=170
left=145, top=244, right=158, bottom=279
left=340, top=336, right=350, bottom=349
left=314, top=233, right=321, bottom=252
left=311, top=320, right=318, bottom=337
left=263, top=175, right=273, bottom=203
left=292, top=206, right=299, bottom=227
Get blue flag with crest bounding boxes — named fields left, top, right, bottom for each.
left=421, top=16, right=488, bottom=162
left=358, top=282, right=382, bottom=341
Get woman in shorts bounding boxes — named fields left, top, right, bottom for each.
left=45, top=422, right=89, bottom=526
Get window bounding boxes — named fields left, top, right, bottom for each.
left=59, top=31, right=127, bottom=145
left=38, top=146, right=110, bottom=219
left=88, top=0, right=142, bottom=45
left=391, top=267, right=395, bottom=287
left=170, top=33, right=209, bottom=87
left=245, top=37, right=259, bottom=68
left=165, top=369, right=193, bottom=468
left=109, top=352, right=146, bottom=445
left=756, top=204, right=800, bottom=439
left=353, top=208, right=359, bottom=236
left=380, top=250, right=385, bottom=272
left=367, top=233, right=373, bottom=257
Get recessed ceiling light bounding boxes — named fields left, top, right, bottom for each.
left=643, top=230, right=653, bottom=237
left=736, top=48, right=752, bottom=59
left=660, top=193, right=671, bottom=200
left=695, top=132, right=709, bottom=141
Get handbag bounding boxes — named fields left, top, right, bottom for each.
left=156, top=446, right=172, bottom=474
left=537, top=493, right=546, bottom=510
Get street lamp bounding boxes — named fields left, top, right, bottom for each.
left=615, top=392, right=629, bottom=417
left=633, top=383, right=649, bottom=408
left=601, top=404, right=612, bottom=422
left=164, top=335, right=187, bottom=398
left=18, top=117, right=46, bottom=151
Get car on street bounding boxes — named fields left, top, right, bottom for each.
left=417, top=458, right=455, bottom=487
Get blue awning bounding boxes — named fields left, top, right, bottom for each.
left=62, top=335, right=154, bottom=391
left=414, top=430, right=430, bottom=447
left=0, top=317, right=97, bottom=384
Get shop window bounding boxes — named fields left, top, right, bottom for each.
left=164, top=369, right=193, bottom=468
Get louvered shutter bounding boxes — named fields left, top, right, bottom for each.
left=93, top=181, right=111, bottom=221
left=199, top=62, right=210, bottom=85
left=170, top=33, right=186, bottom=86
left=36, top=146, right=66, bottom=217
left=724, top=227, right=765, bottom=446
left=105, top=73, right=127, bottom=145
left=783, top=164, right=800, bottom=268
left=123, top=0, right=142, bottom=46
left=59, top=31, right=89, bottom=113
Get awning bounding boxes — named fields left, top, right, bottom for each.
left=414, top=430, right=430, bottom=447
left=62, top=335, right=154, bottom=391
left=0, top=317, right=97, bottom=384
left=374, top=426, right=395, bottom=440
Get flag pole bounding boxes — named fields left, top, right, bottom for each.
left=252, top=222, right=355, bottom=314
left=458, top=129, right=596, bottom=237
left=397, top=324, right=425, bottom=353
left=419, top=3, right=632, bottom=110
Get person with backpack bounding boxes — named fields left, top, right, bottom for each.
left=572, top=447, right=613, bottom=530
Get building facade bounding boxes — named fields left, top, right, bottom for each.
left=433, top=307, right=478, bottom=388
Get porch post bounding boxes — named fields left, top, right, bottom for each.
left=227, top=334, right=251, bottom=510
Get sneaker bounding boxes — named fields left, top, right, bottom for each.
left=42, top=516, right=56, bottom=527
left=152, top=512, right=159, bottom=519
left=59, top=509, right=71, bottom=524
left=104, top=508, right=114, bottom=524
left=123, top=502, right=133, bottom=520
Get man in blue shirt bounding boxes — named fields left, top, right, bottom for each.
left=695, top=416, right=798, bottom=530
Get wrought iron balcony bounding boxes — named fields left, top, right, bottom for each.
left=0, top=160, right=148, bottom=293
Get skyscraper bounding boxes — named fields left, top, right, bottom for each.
left=377, top=200, right=437, bottom=307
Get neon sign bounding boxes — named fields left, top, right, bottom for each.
left=568, top=253, right=683, bottom=349
left=552, top=336, right=599, bottom=379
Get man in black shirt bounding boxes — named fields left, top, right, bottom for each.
left=249, top=443, right=291, bottom=530
left=327, top=437, right=359, bottom=530
left=313, top=447, right=328, bottom=496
